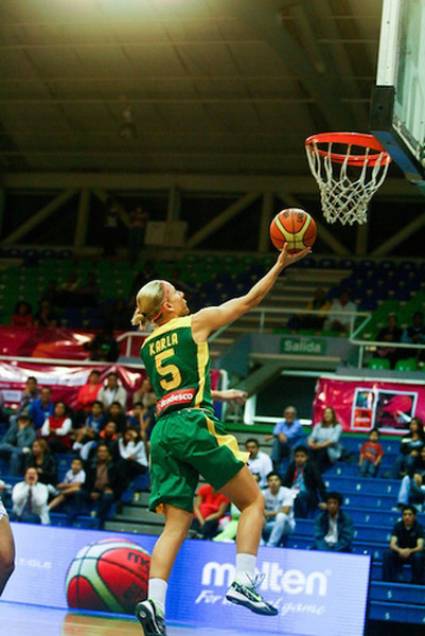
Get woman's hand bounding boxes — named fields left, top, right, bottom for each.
left=277, top=243, right=312, bottom=270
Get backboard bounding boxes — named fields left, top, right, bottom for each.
left=370, top=0, right=425, bottom=184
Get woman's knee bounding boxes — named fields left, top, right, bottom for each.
left=0, top=551, right=15, bottom=576
left=239, top=491, right=264, bottom=515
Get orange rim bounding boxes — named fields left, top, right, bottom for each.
left=305, top=132, right=391, bottom=167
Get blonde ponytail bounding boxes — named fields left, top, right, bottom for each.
left=131, top=280, right=165, bottom=330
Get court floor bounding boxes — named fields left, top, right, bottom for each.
left=2, top=602, right=277, bottom=636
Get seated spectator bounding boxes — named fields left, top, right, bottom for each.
left=0, top=414, right=35, bottom=475
left=25, top=439, right=57, bottom=485
left=48, top=457, right=86, bottom=517
left=75, top=370, right=102, bottom=413
left=83, top=444, right=117, bottom=527
left=15, top=376, right=40, bottom=418
left=313, top=491, right=353, bottom=553
left=12, top=467, right=50, bottom=525
left=382, top=505, right=424, bottom=584
left=98, top=421, right=119, bottom=454
left=245, top=438, right=273, bottom=488
left=11, top=301, right=33, bottom=328
left=325, top=289, right=357, bottom=335
left=40, top=401, right=73, bottom=452
left=402, top=311, right=425, bottom=348
left=105, top=401, right=127, bottom=434
left=33, top=299, right=58, bottom=328
left=283, top=445, right=326, bottom=518
left=115, top=428, right=148, bottom=498
left=308, top=407, right=343, bottom=473
left=29, top=387, right=54, bottom=430
left=268, top=406, right=304, bottom=474
left=98, top=372, right=127, bottom=409
left=85, top=327, right=119, bottom=363
left=191, top=484, right=230, bottom=540
left=359, top=429, right=384, bottom=478
left=392, top=418, right=424, bottom=478
left=56, top=272, right=81, bottom=307
left=132, top=378, right=157, bottom=409
left=262, top=471, right=296, bottom=547
left=127, top=401, right=154, bottom=440
left=79, top=271, right=100, bottom=304
left=74, top=400, right=106, bottom=448
left=42, top=280, right=58, bottom=305
left=289, top=288, right=331, bottom=331
left=376, top=313, right=402, bottom=368
left=397, top=446, right=425, bottom=510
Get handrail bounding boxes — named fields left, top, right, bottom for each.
left=0, top=354, right=145, bottom=370
left=210, top=306, right=370, bottom=342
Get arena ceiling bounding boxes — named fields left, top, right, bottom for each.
left=0, top=0, right=386, bottom=179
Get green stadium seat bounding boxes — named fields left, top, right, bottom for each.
left=368, top=358, right=390, bottom=370
left=395, top=358, right=417, bottom=372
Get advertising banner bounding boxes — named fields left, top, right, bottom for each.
left=0, top=361, right=145, bottom=409
left=313, top=376, right=425, bottom=434
left=2, top=523, right=370, bottom=636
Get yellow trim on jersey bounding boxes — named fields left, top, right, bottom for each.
left=142, top=315, right=192, bottom=349
left=205, top=415, right=250, bottom=464
left=195, top=340, right=209, bottom=407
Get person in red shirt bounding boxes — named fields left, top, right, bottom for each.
left=40, top=401, right=73, bottom=452
left=359, top=429, right=384, bottom=477
left=75, top=370, right=102, bottom=413
left=191, top=484, right=230, bottom=540
left=11, top=301, right=33, bottom=328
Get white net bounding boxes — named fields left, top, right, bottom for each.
left=306, top=141, right=390, bottom=225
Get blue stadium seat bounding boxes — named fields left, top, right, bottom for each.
left=370, top=582, right=425, bottom=604
left=325, top=475, right=400, bottom=496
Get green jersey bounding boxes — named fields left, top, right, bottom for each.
left=140, top=316, right=213, bottom=417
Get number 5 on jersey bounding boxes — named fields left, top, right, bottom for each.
left=155, top=349, right=182, bottom=391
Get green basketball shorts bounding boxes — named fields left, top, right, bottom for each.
left=148, top=408, right=249, bottom=514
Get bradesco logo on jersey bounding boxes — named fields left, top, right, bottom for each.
left=196, top=558, right=330, bottom=618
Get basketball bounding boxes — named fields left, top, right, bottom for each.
left=269, top=208, right=317, bottom=253
left=65, top=538, right=151, bottom=614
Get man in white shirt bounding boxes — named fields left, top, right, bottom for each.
left=98, top=372, right=127, bottom=409
left=12, top=467, right=50, bottom=525
left=325, top=290, right=357, bottom=334
left=48, top=457, right=86, bottom=513
left=262, top=472, right=296, bottom=547
left=245, top=438, right=273, bottom=488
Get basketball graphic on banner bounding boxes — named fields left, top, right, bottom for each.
left=65, top=538, right=150, bottom=614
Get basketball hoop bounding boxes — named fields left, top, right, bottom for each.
left=305, top=132, right=391, bottom=225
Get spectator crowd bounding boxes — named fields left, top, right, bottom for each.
left=0, top=372, right=155, bottom=528
left=1, top=382, right=424, bottom=585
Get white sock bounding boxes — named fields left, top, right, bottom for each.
left=148, top=578, right=168, bottom=615
left=235, top=553, right=257, bottom=585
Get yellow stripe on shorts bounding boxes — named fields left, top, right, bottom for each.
left=205, top=415, right=249, bottom=464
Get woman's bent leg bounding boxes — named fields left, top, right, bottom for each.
left=219, top=466, right=264, bottom=556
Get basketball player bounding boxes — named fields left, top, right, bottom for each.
left=133, top=244, right=310, bottom=635
left=0, top=493, right=15, bottom=595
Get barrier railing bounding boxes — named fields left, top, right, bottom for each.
left=209, top=306, right=370, bottom=344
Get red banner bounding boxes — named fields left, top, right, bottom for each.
left=0, top=326, right=144, bottom=360
left=0, top=362, right=223, bottom=411
left=0, top=361, right=145, bottom=409
left=313, top=376, right=425, bottom=434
